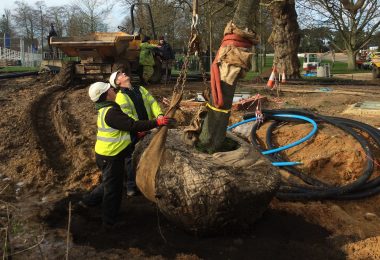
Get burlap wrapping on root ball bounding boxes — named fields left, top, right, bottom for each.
left=135, top=90, right=182, bottom=201
left=134, top=129, right=280, bottom=235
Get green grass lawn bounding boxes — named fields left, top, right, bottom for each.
left=320, top=60, right=371, bottom=74
left=0, top=66, right=39, bottom=73
left=242, top=57, right=371, bottom=81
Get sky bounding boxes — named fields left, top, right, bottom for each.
left=0, top=0, right=126, bottom=31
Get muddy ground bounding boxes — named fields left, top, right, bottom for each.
left=0, top=73, right=380, bottom=259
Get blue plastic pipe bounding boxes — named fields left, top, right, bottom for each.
left=227, top=117, right=257, bottom=130
left=261, top=114, right=318, bottom=155
left=227, top=114, right=318, bottom=167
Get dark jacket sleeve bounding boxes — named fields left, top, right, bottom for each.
left=105, top=105, right=158, bottom=132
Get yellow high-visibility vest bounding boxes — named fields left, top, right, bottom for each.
left=95, top=106, right=131, bottom=156
left=139, top=42, right=155, bottom=66
left=115, top=86, right=162, bottom=120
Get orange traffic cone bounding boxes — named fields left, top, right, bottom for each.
left=281, top=71, right=286, bottom=84
left=267, top=67, right=276, bottom=89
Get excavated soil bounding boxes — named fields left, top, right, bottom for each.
left=1, top=73, right=380, bottom=259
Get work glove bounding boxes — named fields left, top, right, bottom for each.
left=137, top=131, right=147, bottom=139
left=156, top=116, right=176, bottom=127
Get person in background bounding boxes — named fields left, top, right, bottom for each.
left=47, top=23, right=58, bottom=58
left=109, top=70, right=163, bottom=196
left=81, top=82, right=175, bottom=228
left=157, top=36, right=175, bottom=82
left=139, top=36, right=156, bottom=85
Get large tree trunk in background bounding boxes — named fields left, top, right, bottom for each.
left=347, top=49, right=358, bottom=70
left=262, top=44, right=267, bottom=68
left=252, top=45, right=259, bottom=72
left=267, top=0, right=301, bottom=78
left=198, top=0, right=258, bottom=153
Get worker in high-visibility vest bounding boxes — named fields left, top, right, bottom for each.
left=109, top=70, right=163, bottom=196
left=81, top=82, right=175, bottom=228
left=110, top=70, right=163, bottom=121
left=139, top=36, right=157, bottom=84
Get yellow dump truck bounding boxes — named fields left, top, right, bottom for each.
left=372, top=52, right=380, bottom=80
left=50, top=32, right=161, bottom=84
left=47, top=3, right=162, bottom=86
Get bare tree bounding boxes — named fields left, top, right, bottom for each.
left=65, top=6, right=89, bottom=36
left=46, top=6, right=67, bottom=37
left=71, top=0, right=112, bottom=33
left=262, top=8, right=274, bottom=66
left=117, top=0, right=237, bottom=55
left=35, top=1, right=46, bottom=53
left=203, top=0, right=236, bottom=68
left=298, top=27, right=333, bottom=53
left=0, top=9, right=13, bottom=36
left=298, top=0, right=380, bottom=70
left=13, top=1, right=39, bottom=49
left=118, top=0, right=191, bottom=47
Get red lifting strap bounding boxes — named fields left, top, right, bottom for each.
left=210, top=34, right=253, bottom=109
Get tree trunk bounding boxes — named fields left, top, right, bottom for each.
left=267, top=0, right=300, bottom=78
left=347, top=49, right=358, bottom=70
left=197, top=0, right=259, bottom=153
left=198, top=82, right=236, bottom=153
left=134, top=130, right=280, bottom=235
left=262, top=44, right=267, bottom=68
left=252, top=45, right=259, bottom=72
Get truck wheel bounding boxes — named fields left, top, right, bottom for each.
left=372, top=66, right=380, bottom=79
left=55, top=61, right=74, bottom=87
left=149, top=58, right=162, bottom=84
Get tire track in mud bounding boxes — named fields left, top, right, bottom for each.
left=31, top=84, right=86, bottom=182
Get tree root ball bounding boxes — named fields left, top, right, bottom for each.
left=134, top=129, right=281, bottom=236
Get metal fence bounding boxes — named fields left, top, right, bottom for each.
left=0, top=46, right=42, bottom=67
left=0, top=37, right=42, bottom=67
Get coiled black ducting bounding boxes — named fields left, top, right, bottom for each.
left=244, top=109, right=380, bottom=200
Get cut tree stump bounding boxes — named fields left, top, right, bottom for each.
left=134, top=129, right=280, bottom=236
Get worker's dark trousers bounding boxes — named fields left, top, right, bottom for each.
left=83, top=155, right=125, bottom=225
left=124, top=156, right=136, bottom=191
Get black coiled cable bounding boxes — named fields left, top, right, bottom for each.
left=244, top=109, right=380, bottom=200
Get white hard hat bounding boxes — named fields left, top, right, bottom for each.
left=88, top=82, right=111, bottom=102
left=109, top=71, right=119, bottom=88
